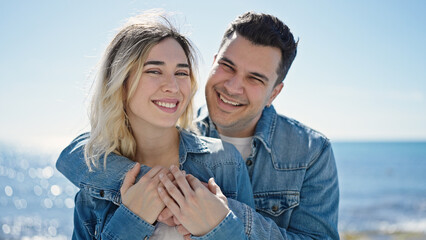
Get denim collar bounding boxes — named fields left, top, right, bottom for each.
left=252, top=105, right=278, bottom=154
left=178, top=128, right=211, bottom=165
left=199, top=105, right=278, bottom=154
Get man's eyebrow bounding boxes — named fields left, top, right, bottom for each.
left=250, top=72, right=269, bottom=82
left=219, top=57, right=236, bottom=67
left=177, top=63, right=189, bottom=68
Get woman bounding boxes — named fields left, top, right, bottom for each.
left=58, top=11, right=254, bottom=239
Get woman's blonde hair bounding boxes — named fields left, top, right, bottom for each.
left=84, top=11, right=198, bottom=170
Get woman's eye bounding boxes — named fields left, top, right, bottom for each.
left=146, top=70, right=161, bottom=74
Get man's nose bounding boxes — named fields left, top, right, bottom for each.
left=223, top=75, right=244, bottom=95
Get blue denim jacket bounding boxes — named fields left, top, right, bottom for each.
left=197, top=105, right=340, bottom=239
left=56, top=129, right=254, bottom=240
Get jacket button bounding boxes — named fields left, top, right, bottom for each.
left=99, top=190, right=105, bottom=197
left=272, top=205, right=279, bottom=212
left=246, top=160, right=253, bottom=166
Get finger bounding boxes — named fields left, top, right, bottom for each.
left=209, top=178, right=224, bottom=195
left=153, top=168, right=170, bottom=182
left=186, top=174, right=205, bottom=192
left=120, top=163, right=140, bottom=195
left=176, top=224, right=191, bottom=236
left=169, top=165, right=193, bottom=197
left=157, top=186, right=182, bottom=219
left=158, top=215, right=176, bottom=227
left=173, top=215, right=181, bottom=225
left=158, top=207, right=174, bottom=221
left=167, top=172, right=175, bottom=182
left=160, top=169, right=186, bottom=204
left=185, top=175, right=208, bottom=188
left=200, top=181, right=209, bottom=188
left=184, top=235, right=192, bottom=240
left=146, top=165, right=165, bottom=179
left=208, top=178, right=217, bottom=194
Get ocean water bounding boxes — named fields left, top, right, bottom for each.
left=1, top=141, right=425, bottom=239
left=334, top=142, right=426, bottom=234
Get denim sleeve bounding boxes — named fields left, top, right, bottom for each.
left=56, top=133, right=150, bottom=189
left=227, top=142, right=340, bottom=240
left=101, top=205, right=155, bottom=239
left=191, top=211, right=247, bottom=240
left=72, top=190, right=155, bottom=239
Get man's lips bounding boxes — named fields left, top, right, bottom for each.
left=219, top=94, right=241, bottom=106
left=216, top=91, right=245, bottom=107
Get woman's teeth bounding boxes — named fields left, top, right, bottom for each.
left=156, top=101, right=177, bottom=108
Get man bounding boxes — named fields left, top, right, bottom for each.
left=57, top=12, right=339, bottom=239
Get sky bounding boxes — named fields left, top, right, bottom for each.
left=1, top=0, right=425, bottom=153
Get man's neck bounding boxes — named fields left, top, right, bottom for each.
left=216, top=125, right=255, bottom=138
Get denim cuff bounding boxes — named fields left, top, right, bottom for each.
left=102, top=204, right=155, bottom=239
left=191, top=210, right=245, bottom=240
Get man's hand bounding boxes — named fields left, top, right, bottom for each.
left=157, top=165, right=230, bottom=236
left=120, top=163, right=168, bottom=224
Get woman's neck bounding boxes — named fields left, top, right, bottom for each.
left=132, top=126, right=180, bottom=168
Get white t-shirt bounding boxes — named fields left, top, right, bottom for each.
left=219, top=134, right=253, bottom=161
left=150, top=222, right=184, bottom=240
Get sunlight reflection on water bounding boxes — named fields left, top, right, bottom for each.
left=0, top=148, right=77, bottom=239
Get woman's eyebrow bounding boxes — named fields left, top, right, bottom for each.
left=144, top=60, right=164, bottom=66
left=144, top=61, right=189, bottom=68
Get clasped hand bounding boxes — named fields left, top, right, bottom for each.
left=120, top=163, right=230, bottom=237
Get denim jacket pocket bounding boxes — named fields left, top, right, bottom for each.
left=254, top=191, right=300, bottom=217
left=80, top=182, right=121, bottom=205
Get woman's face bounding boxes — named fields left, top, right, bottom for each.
left=127, top=38, right=191, bottom=130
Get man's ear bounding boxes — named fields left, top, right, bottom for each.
left=267, top=82, right=284, bottom=106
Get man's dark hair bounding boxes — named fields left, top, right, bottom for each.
left=220, top=12, right=298, bottom=85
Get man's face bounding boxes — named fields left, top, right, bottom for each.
left=205, top=33, right=283, bottom=137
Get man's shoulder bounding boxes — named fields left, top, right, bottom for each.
left=276, top=113, right=329, bottom=142
left=270, top=113, right=331, bottom=168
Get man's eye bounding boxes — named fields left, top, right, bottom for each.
left=176, top=71, right=189, bottom=76
left=220, top=62, right=234, bottom=72
left=250, top=77, right=264, bottom=84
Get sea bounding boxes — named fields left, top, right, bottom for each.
left=0, top=141, right=425, bottom=239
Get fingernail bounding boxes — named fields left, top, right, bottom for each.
left=182, top=170, right=186, bottom=175
left=158, top=187, right=162, bottom=193
left=159, top=173, right=164, bottom=179
left=170, top=165, right=176, bottom=171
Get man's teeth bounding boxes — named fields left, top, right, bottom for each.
left=156, top=101, right=176, bottom=108
left=220, top=95, right=240, bottom=106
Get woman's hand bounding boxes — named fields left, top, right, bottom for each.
left=120, top=163, right=169, bottom=224
left=157, top=165, right=230, bottom=236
